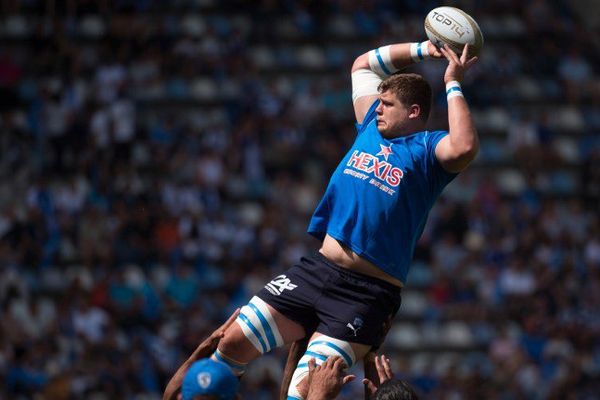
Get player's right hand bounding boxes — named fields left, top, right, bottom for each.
left=425, top=40, right=444, bottom=59
left=440, top=43, right=478, bottom=84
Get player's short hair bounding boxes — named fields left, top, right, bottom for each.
left=378, top=73, right=432, bottom=122
left=374, top=379, right=419, bottom=400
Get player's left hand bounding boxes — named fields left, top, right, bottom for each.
left=440, top=43, right=478, bottom=84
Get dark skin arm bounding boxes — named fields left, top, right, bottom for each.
left=279, top=337, right=309, bottom=400
left=363, top=355, right=394, bottom=398
left=163, top=309, right=240, bottom=400
left=363, top=352, right=378, bottom=400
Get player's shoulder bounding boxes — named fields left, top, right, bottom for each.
left=402, top=130, right=449, bottom=152
left=420, top=129, right=449, bottom=144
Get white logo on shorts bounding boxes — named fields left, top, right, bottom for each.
left=265, top=275, right=297, bottom=296
left=347, top=317, right=364, bottom=336
left=197, top=372, right=211, bottom=389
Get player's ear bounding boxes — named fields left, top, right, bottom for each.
left=408, top=104, right=421, bottom=120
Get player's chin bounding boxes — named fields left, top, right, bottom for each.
left=377, top=121, right=388, bottom=133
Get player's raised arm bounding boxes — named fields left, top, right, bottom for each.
left=434, top=43, right=480, bottom=173
left=351, top=41, right=442, bottom=124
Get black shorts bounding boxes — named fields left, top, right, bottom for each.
left=256, top=253, right=402, bottom=348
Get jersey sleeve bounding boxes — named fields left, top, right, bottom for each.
left=354, top=99, right=379, bottom=135
left=424, top=130, right=458, bottom=191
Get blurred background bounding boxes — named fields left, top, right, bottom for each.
left=0, top=0, right=599, bottom=399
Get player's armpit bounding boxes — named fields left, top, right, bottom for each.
left=353, top=94, right=380, bottom=124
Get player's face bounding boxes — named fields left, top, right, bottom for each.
left=375, top=91, right=411, bottom=137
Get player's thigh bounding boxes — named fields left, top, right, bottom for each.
left=219, top=301, right=306, bottom=363
left=220, top=257, right=325, bottom=362
left=308, top=331, right=371, bottom=365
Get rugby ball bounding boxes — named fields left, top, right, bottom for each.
left=424, top=7, right=484, bottom=56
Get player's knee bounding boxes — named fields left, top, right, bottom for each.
left=212, top=347, right=247, bottom=377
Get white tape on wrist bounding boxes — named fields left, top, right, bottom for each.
left=410, top=42, right=430, bottom=63
left=446, top=80, right=464, bottom=100
left=368, top=45, right=398, bottom=76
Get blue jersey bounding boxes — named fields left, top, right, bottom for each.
left=308, top=100, right=457, bottom=283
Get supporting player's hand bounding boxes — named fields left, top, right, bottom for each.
left=362, top=354, right=394, bottom=397
left=193, top=308, right=240, bottom=359
left=306, top=356, right=356, bottom=400
left=440, top=43, right=478, bottom=84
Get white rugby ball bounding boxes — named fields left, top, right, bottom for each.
left=424, top=6, right=484, bottom=56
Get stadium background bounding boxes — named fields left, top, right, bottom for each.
left=0, top=0, right=599, bottom=398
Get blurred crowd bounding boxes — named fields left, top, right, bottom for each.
left=0, top=0, right=599, bottom=399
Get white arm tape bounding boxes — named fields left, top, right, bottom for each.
left=352, top=69, right=382, bottom=103
left=446, top=80, right=464, bottom=100
left=410, top=41, right=431, bottom=63
left=368, top=45, right=398, bottom=76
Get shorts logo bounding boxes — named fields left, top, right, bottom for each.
left=197, top=372, right=211, bottom=389
left=265, top=275, right=297, bottom=296
left=346, top=317, right=364, bottom=337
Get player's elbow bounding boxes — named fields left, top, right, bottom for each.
left=442, top=135, right=479, bottom=172
left=351, top=53, right=370, bottom=73
left=459, top=139, right=479, bottom=161
left=453, top=139, right=479, bottom=169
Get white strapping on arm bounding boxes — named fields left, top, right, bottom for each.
left=367, top=45, right=399, bottom=76
left=410, top=41, right=431, bottom=63
left=351, top=69, right=382, bottom=103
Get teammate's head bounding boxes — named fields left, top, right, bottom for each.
left=374, top=379, right=419, bottom=400
left=180, top=358, right=239, bottom=400
left=376, top=73, right=432, bottom=137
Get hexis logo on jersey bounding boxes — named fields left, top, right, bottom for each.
left=346, top=146, right=404, bottom=187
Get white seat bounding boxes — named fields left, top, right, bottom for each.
left=3, top=15, right=30, bottom=37
left=190, top=78, right=217, bottom=100
left=433, top=352, right=458, bottom=376
left=297, top=46, right=326, bottom=69
left=496, top=169, right=526, bottom=195
left=388, top=322, right=421, bottom=349
left=515, top=77, right=542, bottom=101
left=441, top=321, right=474, bottom=347
left=551, top=107, right=585, bottom=131
left=401, top=290, right=429, bottom=316
left=409, top=353, right=431, bottom=375
left=328, top=15, right=355, bottom=37
left=250, top=46, right=276, bottom=69
left=181, top=15, right=207, bottom=37
left=553, top=137, right=579, bottom=162
left=79, top=15, right=106, bottom=38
